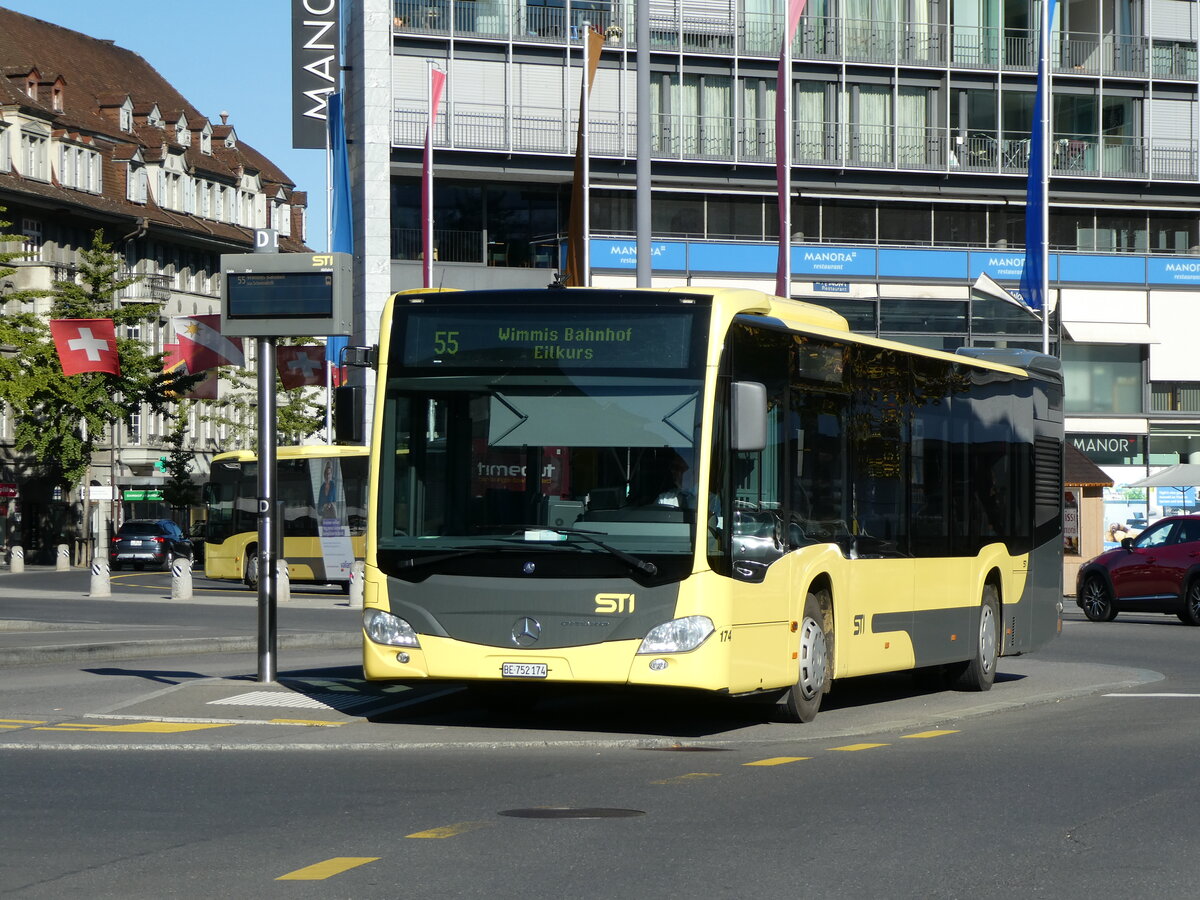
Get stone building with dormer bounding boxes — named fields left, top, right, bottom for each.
left=0, top=8, right=309, bottom=558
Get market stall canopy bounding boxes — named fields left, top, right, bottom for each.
left=1065, top=444, right=1112, bottom=487
left=1127, top=464, right=1200, bottom=488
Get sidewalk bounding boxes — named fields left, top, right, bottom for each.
left=0, top=565, right=360, bottom=666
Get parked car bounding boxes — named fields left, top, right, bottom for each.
left=109, top=519, right=193, bottom=571
left=1076, top=514, right=1200, bottom=625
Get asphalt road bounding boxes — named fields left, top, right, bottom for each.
left=2, top=567, right=1198, bottom=897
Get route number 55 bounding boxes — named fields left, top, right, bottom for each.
left=433, top=331, right=459, bottom=355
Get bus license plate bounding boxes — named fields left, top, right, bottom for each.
left=502, top=663, right=547, bottom=679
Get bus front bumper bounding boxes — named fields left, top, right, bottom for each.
left=363, top=631, right=734, bottom=693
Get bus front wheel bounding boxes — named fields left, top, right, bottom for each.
left=950, top=584, right=999, bottom=692
left=244, top=547, right=259, bottom=590
left=780, top=590, right=831, bottom=723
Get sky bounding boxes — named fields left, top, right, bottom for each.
left=3, top=0, right=330, bottom=247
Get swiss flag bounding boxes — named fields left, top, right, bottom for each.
left=49, top=318, right=121, bottom=376
left=277, top=345, right=326, bottom=390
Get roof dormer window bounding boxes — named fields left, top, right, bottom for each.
left=26, top=76, right=36, bottom=98
left=119, top=99, right=133, bottom=132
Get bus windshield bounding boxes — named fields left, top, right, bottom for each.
left=378, top=300, right=708, bottom=578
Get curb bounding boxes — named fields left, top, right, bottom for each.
left=0, top=632, right=360, bottom=667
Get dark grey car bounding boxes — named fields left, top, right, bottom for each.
left=109, top=519, right=192, bottom=571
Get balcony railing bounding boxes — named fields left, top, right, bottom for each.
left=116, top=271, right=172, bottom=303
left=394, top=103, right=1200, bottom=182
left=392, top=2, right=1186, bottom=81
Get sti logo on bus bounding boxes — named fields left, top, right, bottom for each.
left=595, top=593, right=635, bottom=614
left=311, top=254, right=333, bottom=266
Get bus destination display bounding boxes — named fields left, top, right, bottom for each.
left=225, top=271, right=334, bottom=319
left=402, top=311, right=695, bottom=369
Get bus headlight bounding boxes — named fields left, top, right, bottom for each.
left=636, top=616, right=714, bottom=654
left=363, top=609, right=420, bottom=648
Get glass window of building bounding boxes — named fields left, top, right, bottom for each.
left=819, top=298, right=877, bottom=331
left=1150, top=213, right=1199, bottom=253
left=935, top=204, right=987, bottom=247
left=879, top=298, right=967, bottom=334
left=1095, top=213, right=1148, bottom=252
left=592, top=189, right=633, bottom=235
left=1148, top=426, right=1200, bottom=469
left=788, top=197, right=819, bottom=241
left=708, top=196, right=764, bottom=240
left=1051, top=209, right=1095, bottom=250
left=1062, top=343, right=1143, bottom=415
left=988, top=207, right=1025, bottom=248
left=653, top=195, right=704, bottom=237
left=879, top=202, right=932, bottom=245
left=823, top=200, right=875, bottom=244
left=969, top=294, right=1043, bottom=337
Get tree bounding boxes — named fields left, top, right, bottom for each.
left=160, top=417, right=200, bottom=512
left=0, top=207, right=48, bottom=410
left=207, top=338, right=327, bottom=450
left=2, top=230, right=201, bottom=489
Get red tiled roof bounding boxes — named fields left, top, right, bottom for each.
left=0, top=7, right=307, bottom=250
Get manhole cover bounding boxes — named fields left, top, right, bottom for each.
left=498, top=807, right=645, bottom=819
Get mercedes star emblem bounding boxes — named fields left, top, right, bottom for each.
left=511, top=616, right=541, bottom=646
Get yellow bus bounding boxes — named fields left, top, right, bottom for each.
left=203, top=445, right=369, bottom=592
left=358, top=287, right=1063, bottom=720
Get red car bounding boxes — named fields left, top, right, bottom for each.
left=1076, top=514, right=1200, bottom=624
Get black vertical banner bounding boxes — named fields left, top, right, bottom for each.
left=292, top=0, right=340, bottom=150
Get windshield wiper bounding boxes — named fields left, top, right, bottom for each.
left=497, top=525, right=658, bottom=576
left=397, top=539, right=530, bottom=568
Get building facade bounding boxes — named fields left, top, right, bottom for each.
left=345, top=0, right=1200, bottom=537
left=0, top=9, right=309, bottom=559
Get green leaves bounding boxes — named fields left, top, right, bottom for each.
left=0, top=227, right=181, bottom=487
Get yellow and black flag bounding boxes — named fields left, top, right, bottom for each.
left=564, top=27, right=604, bottom=287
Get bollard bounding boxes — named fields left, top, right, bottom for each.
left=348, top=560, right=365, bottom=609
left=56, top=543, right=71, bottom=572
left=89, top=557, right=111, bottom=597
left=9, top=544, right=24, bottom=574
left=276, top=559, right=291, bottom=603
left=171, top=555, right=193, bottom=600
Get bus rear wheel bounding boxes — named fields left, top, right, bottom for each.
left=949, top=583, right=999, bottom=692
left=780, top=591, right=830, bottom=723
left=244, top=548, right=259, bottom=590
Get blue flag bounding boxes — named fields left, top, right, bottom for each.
left=327, top=92, right=352, bottom=366
left=1019, top=0, right=1058, bottom=312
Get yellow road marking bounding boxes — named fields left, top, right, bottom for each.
left=407, top=821, right=492, bottom=839
left=34, top=722, right=231, bottom=733
left=0, top=725, right=27, bottom=730
left=828, top=743, right=889, bottom=752
left=901, top=729, right=960, bottom=739
left=743, top=756, right=812, bottom=766
left=276, top=857, right=380, bottom=880
left=269, top=718, right=343, bottom=727
left=0, top=719, right=46, bottom=724
left=649, top=772, right=721, bottom=784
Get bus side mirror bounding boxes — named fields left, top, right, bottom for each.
left=334, top=385, right=365, bottom=444
left=731, top=381, right=767, bottom=451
